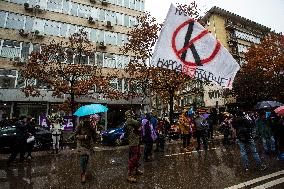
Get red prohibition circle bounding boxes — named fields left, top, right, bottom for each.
left=171, top=19, right=221, bottom=67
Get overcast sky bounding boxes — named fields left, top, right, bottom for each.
left=145, top=0, right=284, bottom=33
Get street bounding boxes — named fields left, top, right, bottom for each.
left=0, top=140, right=283, bottom=189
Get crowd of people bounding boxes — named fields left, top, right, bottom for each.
left=1, top=108, right=284, bottom=184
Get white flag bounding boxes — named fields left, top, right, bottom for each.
left=151, top=4, right=240, bottom=88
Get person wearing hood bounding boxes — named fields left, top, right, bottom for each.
left=124, top=110, right=143, bottom=183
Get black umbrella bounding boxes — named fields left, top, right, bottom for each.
left=255, top=101, right=283, bottom=109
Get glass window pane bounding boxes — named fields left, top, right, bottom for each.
left=129, top=0, right=135, bottom=9
left=68, top=24, right=77, bottom=36
left=78, top=4, right=91, bottom=18
left=141, top=1, right=144, bottom=11
left=98, top=30, right=104, bottom=42
left=124, top=0, right=129, bottom=8
left=33, top=18, right=45, bottom=33
left=116, top=13, right=123, bottom=26
left=116, top=54, right=124, bottom=68
left=62, top=0, right=70, bottom=14
left=0, top=11, right=6, bottom=28
left=129, top=16, right=136, bottom=27
left=47, top=0, right=62, bottom=12
left=117, top=0, right=123, bottom=6
left=21, top=42, right=30, bottom=61
left=96, top=52, right=103, bottom=67
left=70, top=3, right=78, bottom=16
left=135, top=0, right=140, bottom=11
left=32, top=44, right=41, bottom=52
left=117, top=33, right=123, bottom=46
left=104, top=53, right=116, bottom=68
left=99, top=9, right=105, bottom=21
left=11, top=0, right=26, bottom=4
left=124, top=15, right=129, bottom=27
left=90, top=29, right=97, bottom=42
left=25, top=17, right=33, bottom=31
left=44, top=20, right=60, bottom=36
left=6, top=13, right=25, bottom=30
left=89, top=53, right=96, bottom=65
left=16, top=73, right=25, bottom=89
left=0, top=76, right=16, bottom=88
left=60, top=23, right=68, bottom=37
left=74, top=54, right=88, bottom=64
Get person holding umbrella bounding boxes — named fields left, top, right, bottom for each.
left=74, top=104, right=108, bottom=184
left=75, top=115, right=96, bottom=184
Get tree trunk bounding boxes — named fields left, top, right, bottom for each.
left=169, top=89, right=174, bottom=125
left=70, top=92, right=76, bottom=131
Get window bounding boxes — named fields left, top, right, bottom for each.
left=109, top=78, right=118, bottom=90
left=116, top=13, right=123, bottom=26
left=135, top=0, right=140, bottom=11
left=124, top=15, right=129, bottom=27
left=117, top=33, right=123, bottom=46
left=98, top=30, right=105, bottom=42
left=21, top=42, right=31, bottom=61
left=32, top=44, right=41, bottom=52
left=124, top=0, right=129, bottom=8
left=78, top=4, right=91, bottom=18
left=0, top=11, right=6, bottom=28
left=117, top=0, right=123, bottom=6
left=89, top=53, right=96, bottom=65
left=70, top=3, right=78, bottom=17
left=47, top=0, right=63, bottom=13
left=87, top=29, right=97, bottom=43
left=62, top=0, right=70, bottom=14
left=104, top=53, right=116, bottom=68
left=99, top=9, right=105, bottom=21
left=96, top=52, right=104, bottom=67
left=68, top=24, right=77, bottom=36
left=44, top=20, right=61, bottom=36
left=237, top=44, right=249, bottom=53
left=105, top=32, right=116, bottom=45
left=60, top=23, right=68, bottom=37
left=116, top=54, right=124, bottom=68
left=6, top=13, right=25, bottom=30
left=129, top=16, right=137, bottom=27
left=0, top=69, right=17, bottom=88
left=235, top=30, right=260, bottom=44
left=25, top=17, right=34, bottom=31
left=1, top=40, right=21, bottom=59
left=10, top=0, right=26, bottom=4
left=74, top=54, right=88, bottom=64
left=129, top=0, right=135, bottom=9
left=105, top=11, right=116, bottom=24
left=32, top=18, right=45, bottom=33
left=16, top=72, right=25, bottom=89
left=140, top=1, right=145, bottom=11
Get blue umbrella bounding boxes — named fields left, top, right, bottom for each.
left=74, top=104, right=108, bottom=117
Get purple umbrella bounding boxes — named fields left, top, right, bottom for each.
left=202, top=113, right=210, bottom=119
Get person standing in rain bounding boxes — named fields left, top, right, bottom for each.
left=7, top=116, right=28, bottom=166
left=49, top=114, right=63, bottom=154
left=232, top=111, right=266, bottom=171
left=194, top=112, right=209, bottom=151
left=141, top=113, right=156, bottom=162
left=124, top=110, right=143, bottom=183
left=256, top=113, right=276, bottom=154
left=75, top=116, right=96, bottom=184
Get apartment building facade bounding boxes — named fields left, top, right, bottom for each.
left=0, top=0, right=146, bottom=125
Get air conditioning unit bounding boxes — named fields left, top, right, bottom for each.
left=19, top=29, right=29, bottom=37
left=90, top=0, right=96, bottom=3
left=34, top=5, right=44, bottom=13
left=106, top=21, right=113, bottom=28
left=24, top=3, right=33, bottom=12
left=32, top=30, right=44, bottom=39
left=88, top=17, right=96, bottom=24
left=102, top=0, right=108, bottom=6
left=98, top=42, right=106, bottom=49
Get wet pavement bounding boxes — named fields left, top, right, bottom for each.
left=0, top=140, right=283, bottom=189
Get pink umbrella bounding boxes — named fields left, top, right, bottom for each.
left=274, top=105, right=284, bottom=115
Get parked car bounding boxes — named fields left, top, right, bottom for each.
left=101, top=122, right=127, bottom=146
left=0, top=126, right=52, bottom=153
